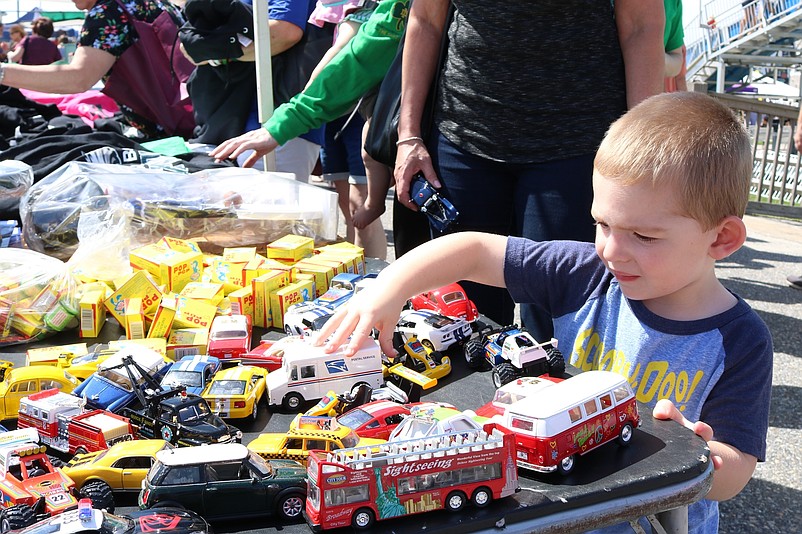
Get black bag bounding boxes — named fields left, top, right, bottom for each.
left=364, top=5, right=453, bottom=167
left=272, top=23, right=335, bottom=107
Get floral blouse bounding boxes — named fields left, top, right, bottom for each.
left=79, top=0, right=185, bottom=136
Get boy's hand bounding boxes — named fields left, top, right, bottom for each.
left=653, top=399, right=722, bottom=470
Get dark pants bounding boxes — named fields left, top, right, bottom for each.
left=431, top=131, right=596, bottom=340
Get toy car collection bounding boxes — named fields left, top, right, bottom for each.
left=159, top=355, right=220, bottom=396
left=0, top=364, right=79, bottom=423
left=409, top=282, right=479, bottom=323
left=335, top=400, right=457, bottom=441
left=305, top=424, right=518, bottom=530
left=395, top=309, right=472, bottom=352
left=500, top=370, right=640, bottom=475
left=387, top=406, right=485, bottom=441
left=0, top=428, right=114, bottom=531
left=206, top=314, right=252, bottom=360
left=138, top=443, right=308, bottom=521
left=463, top=325, right=565, bottom=387
left=201, top=365, right=267, bottom=421
left=282, top=301, right=335, bottom=337
left=17, top=389, right=136, bottom=456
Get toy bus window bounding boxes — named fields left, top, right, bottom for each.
left=290, top=367, right=298, bottom=381
left=511, top=417, right=533, bottom=432
left=301, top=365, right=316, bottom=379
left=599, top=394, right=613, bottom=410
left=161, top=466, right=201, bottom=485
left=325, top=484, right=369, bottom=506
left=583, top=399, right=598, bottom=416
left=568, top=406, right=582, bottom=423
left=612, top=386, right=631, bottom=403
left=286, top=438, right=303, bottom=450
left=306, top=439, right=326, bottom=451
left=38, top=409, right=46, bottom=420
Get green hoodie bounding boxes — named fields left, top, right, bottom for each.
left=265, top=0, right=410, bottom=145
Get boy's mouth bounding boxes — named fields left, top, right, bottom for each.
left=610, top=269, right=639, bottom=282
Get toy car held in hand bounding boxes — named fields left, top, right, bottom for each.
left=410, top=174, right=458, bottom=232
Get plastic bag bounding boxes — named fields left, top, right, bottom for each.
left=0, top=248, right=80, bottom=346
left=0, top=160, right=34, bottom=213
left=66, top=198, right=134, bottom=283
left=20, top=162, right=339, bottom=260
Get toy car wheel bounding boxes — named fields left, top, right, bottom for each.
left=463, top=339, right=486, bottom=369
left=430, top=350, right=444, bottom=365
left=48, top=455, right=65, bottom=468
left=420, top=339, right=436, bottom=352
left=74, top=446, right=89, bottom=457
left=492, top=363, right=518, bottom=389
left=557, top=455, right=575, bottom=475
left=0, top=504, right=34, bottom=533
left=282, top=392, right=304, bottom=412
left=445, top=490, right=467, bottom=512
left=546, top=347, right=566, bottom=377
left=251, top=401, right=259, bottom=421
left=618, top=422, right=634, bottom=446
left=277, top=492, right=305, bottom=519
left=351, top=507, right=375, bottom=530
left=471, top=486, right=492, bottom=507
left=79, top=480, right=115, bottom=512
left=284, top=324, right=294, bottom=335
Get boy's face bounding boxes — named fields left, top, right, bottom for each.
left=591, top=172, right=721, bottom=316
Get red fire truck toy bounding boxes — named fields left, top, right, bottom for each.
left=305, top=424, right=519, bottom=530
left=17, top=389, right=136, bottom=457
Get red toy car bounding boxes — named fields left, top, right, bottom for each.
left=409, top=282, right=479, bottom=323
left=335, top=399, right=455, bottom=440
left=206, top=314, right=252, bottom=360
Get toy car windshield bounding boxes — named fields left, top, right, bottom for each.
left=410, top=174, right=459, bottom=232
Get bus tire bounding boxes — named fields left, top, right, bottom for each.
left=471, top=486, right=492, bottom=508
left=282, top=392, right=304, bottom=412
left=557, top=454, right=575, bottom=475
left=351, top=507, right=375, bottom=530
left=618, top=422, right=634, bottom=446
left=445, top=490, right=467, bottom=512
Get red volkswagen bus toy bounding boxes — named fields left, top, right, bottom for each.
left=502, top=370, right=640, bottom=475
left=305, top=424, right=520, bottom=530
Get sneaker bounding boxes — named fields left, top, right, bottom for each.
left=787, top=274, right=802, bottom=289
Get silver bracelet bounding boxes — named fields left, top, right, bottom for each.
left=395, top=136, right=425, bottom=146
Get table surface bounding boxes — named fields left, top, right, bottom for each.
left=0, top=317, right=713, bottom=534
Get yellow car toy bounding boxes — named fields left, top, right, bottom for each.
left=63, top=439, right=173, bottom=499
left=202, top=365, right=267, bottom=421
left=247, top=414, right=385, bottom=465
left=397, top=337, right=452, bottom=380
left=0, top=364, right=79, bottom=422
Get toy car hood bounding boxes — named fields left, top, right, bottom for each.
left=22, top=472, right=78, bottom=511
left=267, top=459, right=307, bottom=478
left=247, top=433, right=287, bottom=453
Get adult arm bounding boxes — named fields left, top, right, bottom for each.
left=315, top=232, right=507, bottom=356
left=394, top=0, right=450, bottom=204
left=0, top=45, right=114, bottom=94
left=665, top=46, right=684, bottom=77
left=305, top=20, right=360, bottom=87
left=239, top=18, right=305, bottom=61
left=615, top=0, right=665, bottom=108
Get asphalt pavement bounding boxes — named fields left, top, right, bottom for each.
left=363, top=194, right=802, bottom=533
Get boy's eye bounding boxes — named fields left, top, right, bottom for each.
left=634, top=233, right=656, bottom=243
left=593, top=221, right=609, bottom=230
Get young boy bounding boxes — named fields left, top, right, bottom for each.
left=315, top=92, right=773, bottom=532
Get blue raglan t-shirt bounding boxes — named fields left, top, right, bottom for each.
left=504, top=237, right=773, bottom=534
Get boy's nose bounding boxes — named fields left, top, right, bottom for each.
left=599, top=233, right=628, bottom=264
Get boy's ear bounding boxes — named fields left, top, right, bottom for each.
left=709, top=216, right=747, bottom=260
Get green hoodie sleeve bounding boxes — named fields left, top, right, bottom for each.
left=265, top=0, right=410, bottom=145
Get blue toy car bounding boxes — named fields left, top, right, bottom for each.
left=160, top=355, right=221, bottom=395
left=410, top=174, right=459, bottom=232
left=313, top=273, right=363, bottom=310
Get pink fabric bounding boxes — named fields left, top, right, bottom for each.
left=19, top=89, right=119, bottom=127
left=309, top=0, right=364, bottom=27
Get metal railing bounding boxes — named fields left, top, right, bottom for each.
left=709, top=92, right=802, bottom=219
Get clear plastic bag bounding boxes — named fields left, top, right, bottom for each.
left=0, top=160, right=34, bottom=213
left=20, top=162, right=339, bottom=260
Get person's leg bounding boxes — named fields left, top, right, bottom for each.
left=432, top=131, right=516, bottom=326
left=274, top=137, right=321, bottom=183
left=354, top=119, right=393, bottom=229
left=513, top=153, right=596, bottom=341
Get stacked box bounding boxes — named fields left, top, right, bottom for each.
left=124, top=298, right=146, bottom=340
left=180, top=282, right=225, bottom=307
left=79, top=289, right=106, bottom=338
left=173, top=297, right=217, bottom=330
left=266, top=235, right=314, bottom=263
left=105, top=270, right=162, bottom=324
left=270, top=279, right=314, bottom=329
left=147, top=295, right=177, bottom=339
left=167, top=328, right=209, bottom=359
left=228, top=286, right=254, bottom=319
left=292, top=263, right=331, bottom=298
left=252, top=270, right=291, bottom=328
left=160, top=250, right=203, bottom=293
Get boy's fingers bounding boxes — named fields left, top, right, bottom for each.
left=653, top=399, right=714, bottom=442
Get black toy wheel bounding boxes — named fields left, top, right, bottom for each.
left=80, top=480, right=115, bottom=512
left=0, top=504, right=34, bottom=533
left=277, top=493, right=305, bottom=519
left=463, top=339, right=486, bottom=369
left=421, top=339, right=436, bottom=352
left=74, top=446, right=88, bottom=456
left=471, top=486, right=492, bottom=507
left=492, top=363, right=518, bottom=388
left=445, top=490, right=467, bottom=512
left=251, top=401, right=259, bottom=421
left=546, top=347, right=566, bottom=377
left=618, top=422, right=634, bottom=446
left=351, top=507, right=375, bottom=529
left=557, top=455, right=575, bottom=475
left=282, top=392, right=304, bottom=412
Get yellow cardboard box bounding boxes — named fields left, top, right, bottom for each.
left=147, top=295, right=177, bottom=339
left=228, top=286, right=254, bottom=319
left=266, top=234, right=314, bottom=263
left=124, top=298, right=147, bottom=340
left=172, top=296, right=217, bottom=330
left=270, top=279, right=314, bottom=329
left=252, top=270, right=291, bottom=328
left=26, top=343, right=89, bottom=366
left=180, top=282, right=225, bottom=307
left=79, top=289, right=106, bottom=338
left=105, top=270, right=162, bottom=324
left=109, top=338, right=167, bottom=357
left=166, top=328, right=208, bottom=359
left=292, top=262, right=333, bottom=298
left=207, top=258, right=249, bottom=294
left=317, top=242, right=366, bottom=273
left=158, top=237, right=202, bottom=254
left=293, top=273, right=317, bottom=300
left=160, top=250, right=203, bottom=293
left=223, top=247, right=257, bottom=263
left=129, top=243, right=175, bottom=279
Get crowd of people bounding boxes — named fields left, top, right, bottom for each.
left=0, top=2, right=777, bottom=533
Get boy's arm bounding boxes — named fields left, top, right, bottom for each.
left=315, top=232, right=508, bottom=356
left=653, top=400, right=757, bottom=501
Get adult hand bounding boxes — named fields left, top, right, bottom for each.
left=209, top=128, right=279, bottom=168
left=653, top=399, right=722, bottom=470
left=394, top=141, right=440, bottom=209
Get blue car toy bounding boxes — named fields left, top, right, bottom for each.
left=160, top=355, right=221, bottom=395
left=410, top=174, right=459, bottom=232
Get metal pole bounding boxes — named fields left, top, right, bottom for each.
left=252, top=0, right=276, bottom=172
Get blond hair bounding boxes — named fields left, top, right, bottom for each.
left=594, top=92, right=752, bottom=230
